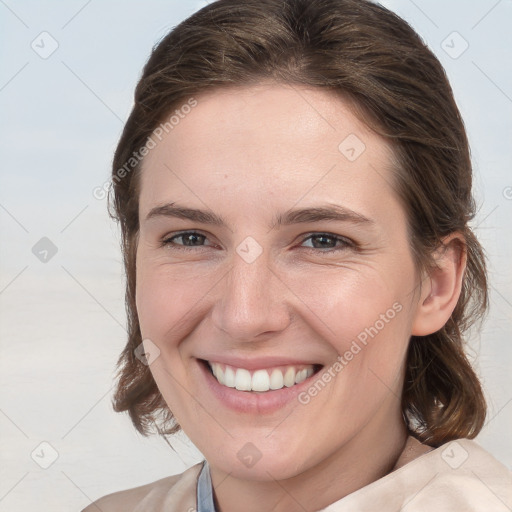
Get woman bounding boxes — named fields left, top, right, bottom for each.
left=82, top=0, right=512, bottom=510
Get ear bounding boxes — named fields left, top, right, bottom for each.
left=411, top=233, right=467, bottom=336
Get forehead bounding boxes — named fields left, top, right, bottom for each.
left=138, top=83, right=399, bottom=223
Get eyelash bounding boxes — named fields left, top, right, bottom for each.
left=160, top=231, right=356, bottom=253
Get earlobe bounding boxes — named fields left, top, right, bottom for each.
left=411, top=233, right=467, bottom=336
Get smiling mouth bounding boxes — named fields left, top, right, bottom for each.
left=200, top=359, right=323, bottom=392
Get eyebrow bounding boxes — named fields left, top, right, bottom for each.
left=144, top=202, right=374, bottom=229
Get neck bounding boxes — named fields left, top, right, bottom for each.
left=209, top=408, right=409, bottom=512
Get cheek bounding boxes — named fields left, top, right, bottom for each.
left=135, top=261, right=215, bottom=341
left=285, top=266, right=404, bottom=346
left=302, top=289, right=410, bottom=431
left=135, top=271, right=171, bottom=339
left=287, top=263, right=413, bottom=399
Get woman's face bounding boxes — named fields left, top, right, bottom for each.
left=135, top=83, right=423, bottom=480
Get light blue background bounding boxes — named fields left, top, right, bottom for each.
left=0, top=0, right=511, bottom=510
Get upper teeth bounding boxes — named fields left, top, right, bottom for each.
left=208, top=361, right=315, bottom=392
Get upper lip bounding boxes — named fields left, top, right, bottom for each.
left=198, top=355, right=323, bottom=371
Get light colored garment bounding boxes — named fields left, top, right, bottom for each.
left=81, top=437, right=512, bottom=511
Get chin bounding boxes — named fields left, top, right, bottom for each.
left=204, top=438, right=316, bottom=482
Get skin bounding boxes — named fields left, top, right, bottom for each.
left=135, top=83, right=466, bottom=512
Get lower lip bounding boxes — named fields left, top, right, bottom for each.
left=196, top=359, right=322, bottom=414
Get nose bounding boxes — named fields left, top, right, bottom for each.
left=211, top=251, right=292, bottom=342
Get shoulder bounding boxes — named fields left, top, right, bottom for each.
left=81, top=461, right=204, bottom=512
left=422, top=438, right=512, bottom=509
left=322, top=438, right=512, bottom=511
left=389, top=438, right=512, bottom=511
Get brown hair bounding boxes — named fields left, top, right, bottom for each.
left=109, top=0, right=488, bottom=447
